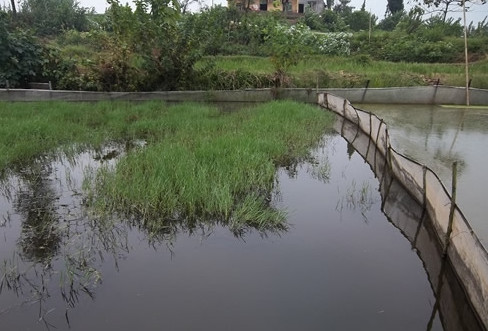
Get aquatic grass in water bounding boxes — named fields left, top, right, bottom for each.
left=0, top=100, right=333, bottom=231
left=89, top=101, right=333, bottom=232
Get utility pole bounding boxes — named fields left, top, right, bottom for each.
left=462, top=0, right=470, bottom=106
left=368, top=9, right=372, bottom=43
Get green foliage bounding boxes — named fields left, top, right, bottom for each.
left=18, top=0, right=93, bottom=36
left=469, top=17, right=488, bottom=37
left=345, top=10, right=376, bottom=32
left=301, top=8, right=325, bottom=31
left=321, top=9, right=347, bottom=32
left=265, top=23, right=311, bottom=86
left=184, top=6, right=244, bottom=55
left=421, top=15, right=463, bottom=41
left=333, top=0, right=353, bottom=15
left=387, top=0, right=404, bottom=14
left=383, top=36, right=456, bottom=62
left=206, top=54, right=488, bottom=88
left=193, top=60, right=274, bottom=89
left=102, top=0, right=201, bottom=91
left=394, top=7, right=424, bottom=34
left=0, top=13, right=44, bottom=87
left=377, top=11, right=404, bottom=31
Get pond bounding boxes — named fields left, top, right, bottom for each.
left=0, top=120, right=480, bottom=330
left=358, top=104, right=488, bottom=248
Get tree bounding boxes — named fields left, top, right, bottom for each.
left=18, top=0, right=93, bottom=35
left=334, top=0, right=353, bottom=14
left=387, top=0, right=404, bottom=14
left=178, top=0, right=203, bottom=14
left=104, top=0, right=202, bottom=90
left=10, top=0, right=16, bottom=15
left=346, top=10, right=376, bottom=31
left=265, top=23, right=310, bottom=87
left=412, top=0, right=487, bottom=22
left=326, top=0, right=334, bottom=10
left=0, top=12, right=44, bottom=87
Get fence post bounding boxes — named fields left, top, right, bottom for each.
left=361, top=80, right=370, bottom=103
left=443, top=161, right=458, bottom=258
left=432, top=79, right=440, bottom=104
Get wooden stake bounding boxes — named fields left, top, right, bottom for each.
left=462, top=0, right=470, bottom=106
left=444, top=161, right=458, bottom=258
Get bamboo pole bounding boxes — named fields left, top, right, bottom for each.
left=10, top=0, right=17, bottom=15
left=443, top=161, right=458, bottom=258
left=462, top=0, right=470, bottom=106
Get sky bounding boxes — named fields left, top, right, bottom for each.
left=2, top=0, right=488, bottom=23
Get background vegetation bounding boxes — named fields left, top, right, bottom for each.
left=0, top=100, right=333, bottom=231
left=1, top=0, right=487, bottom=90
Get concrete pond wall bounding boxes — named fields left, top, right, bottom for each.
left=1, top=86, right=487, bottom=329
left=1, top=86, right=488, bottom=105
left=318, top=92, right=488, bottom=330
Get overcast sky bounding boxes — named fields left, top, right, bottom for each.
left=3, top=0, right=488, bottom=23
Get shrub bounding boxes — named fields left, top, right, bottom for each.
left=383, top=36, right=457, bottom=63
left=345, top=10, right=376, bottom=32
left=321, top=10, right=347, bottom=32
left=0, top=14, right=44, bottom=87
left=378, top=11, right=404, bottom=31
left=300, top=8, right=325, bottom=31
left=17, top=0, right=93, bottom=36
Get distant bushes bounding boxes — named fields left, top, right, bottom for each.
left=1, top=3, right=487, bottom=91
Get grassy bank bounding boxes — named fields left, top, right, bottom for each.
left=200, top=55, right=488, bottom=89
left=0, top=100, right=334, bottom=231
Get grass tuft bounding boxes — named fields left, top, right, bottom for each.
left=0, top=100, right=333, bottom=232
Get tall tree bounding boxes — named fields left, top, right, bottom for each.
left=387, top=0, right=404, bottom=14
left=326, top=0, right=334, bottom=10
left=413, top=0, right=487, bottom=22
left=334, top=0, right=352, bottom=14
left=10, top=0, right=17, bottom=15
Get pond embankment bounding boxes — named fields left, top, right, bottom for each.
left=318, top=92, right=488, bottom=330
left=1, top=86, right=488, bottom=105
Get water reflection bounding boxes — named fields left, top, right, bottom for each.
left=0, top=130, right=478, bottom=330
left=335, top=114, right=484, bottom=331
left=0, top=143, right=289, bottom=329
left=16, top=163, right=61, bottom=263
left=358, top=104, right=488, bottom=246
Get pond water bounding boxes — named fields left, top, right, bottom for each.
left=0, top=124, right=479, bottom=330
left=358, top=104, right=488, bottom=248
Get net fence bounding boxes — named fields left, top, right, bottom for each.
left=318, top=92, right=488, bottom=329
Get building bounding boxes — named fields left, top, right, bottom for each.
left=232, top=0, right=324, bottom=13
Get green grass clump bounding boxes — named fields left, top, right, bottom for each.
left=0, top=101, right=172, bottom=171
left=88, top=101, right=333, bottom=233
left=0, top=100, right=333, bottom=233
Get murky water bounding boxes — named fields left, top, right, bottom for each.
left=358, top=104, right=488, bottom=248
left=0, top=129, right=478, bottom=330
